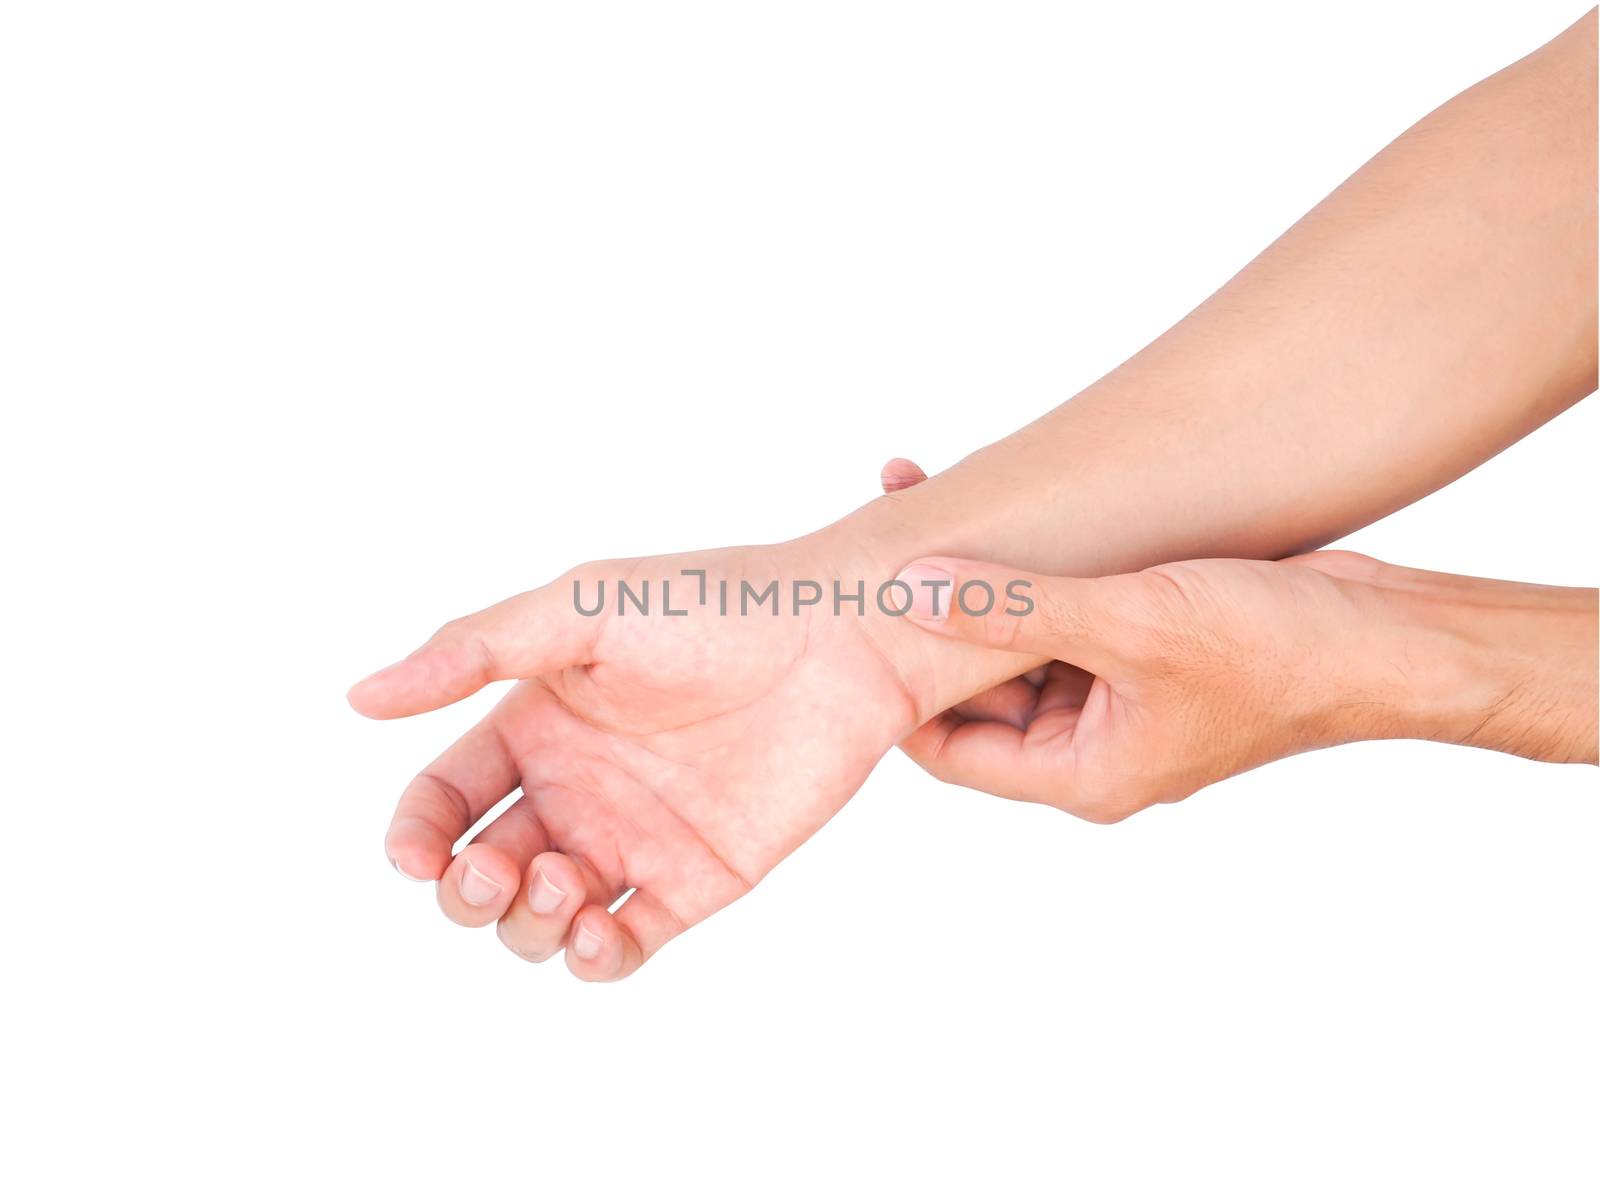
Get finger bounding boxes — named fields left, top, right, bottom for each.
left=880, top=457, right=928, bottom=493
left=940, top=663, right=1089, bottom=728
left=900, top=713, right=1063, bottom=806
left=465, top=795, right=548, bottom=872
left=384, top=714, right=520, bottom=882
left=495, top=851, right=605, bottom=963
left=941, top=675, right=1040, bottom=729
left=435, top=841, right=523, bottom=927
left=565, top=891, right=687, bottom=982
left=904, top=703, right=1138, bottom=824
left=348, top=580, right=600, bottom=719
left=433, top=798, right=549, bottom=925
left=893, top=557, right=1129, bottom=675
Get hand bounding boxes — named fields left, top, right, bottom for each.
left=349, top=534, right=923, bottom=980
left=880, top=461, right=1598, bottom=823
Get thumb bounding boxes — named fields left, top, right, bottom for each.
left=348, top=579, right=600, bottom=719
left=893, top=558, right=1127, bottom=673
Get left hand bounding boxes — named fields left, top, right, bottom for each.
left=349, top=535, right=925, bottom=980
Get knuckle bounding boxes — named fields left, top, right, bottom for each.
left=562, top=560, right=603, bottom=586
left=980, top=604, right=1027, bottom=649
left=428, top=616, right=467, bottom=646
left=1076, top=799, right=1133, bottom=826
left=1132, top=565, right=1199, bottom=617
left=1063, top=778, right=1137, bottom=825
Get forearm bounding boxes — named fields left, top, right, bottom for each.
left=819, top=13, right=1596, bottom=717
left=1351, top=568, right=1599, bottom=764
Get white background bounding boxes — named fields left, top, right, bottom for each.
left=3, top=2, right=1595, bottom=1183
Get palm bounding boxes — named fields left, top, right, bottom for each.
left=508, top=592, right=910, bottom=915
left=354, top=541, right=918, bottom=975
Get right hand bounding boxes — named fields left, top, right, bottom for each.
left=878, top=458, right=1598, bottom=823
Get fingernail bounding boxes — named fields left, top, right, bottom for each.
left=390, top=856, right=429, bottom=883
left=529, top=867, right=568, bottom=915
left=459, top=859, right=502, bottom=906
left=572, top=922, right=603, bottom=960
left=895, top=564, right=954, bottom=621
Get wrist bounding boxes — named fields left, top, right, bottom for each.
left=802, top=495, right=1041, bottom=723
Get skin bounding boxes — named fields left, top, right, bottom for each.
left=354, top=542, right=927, bottom=979
left=881, top=461, right=1598, bottom=823
left=350, top=12, right=1597, bottom=979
